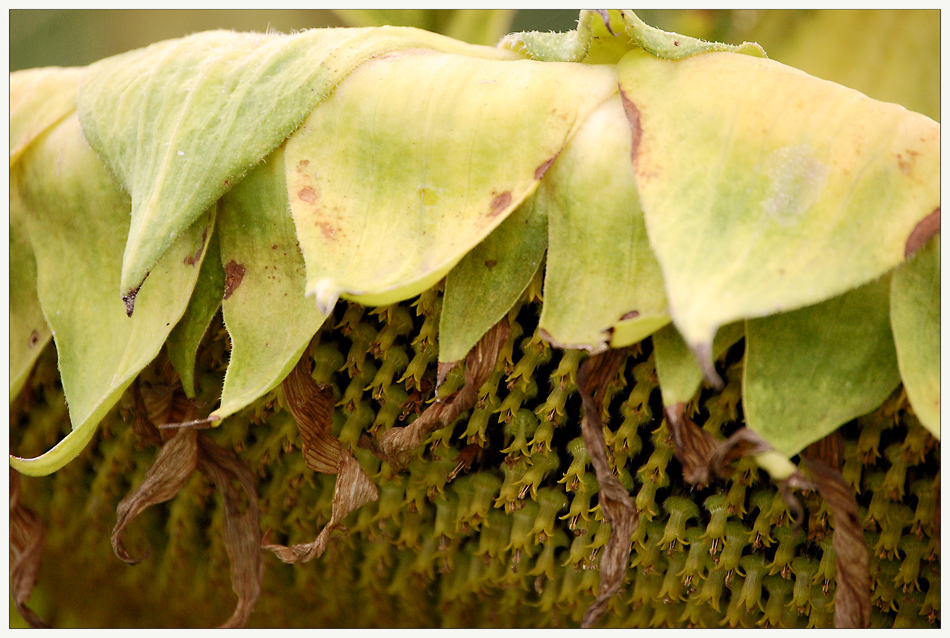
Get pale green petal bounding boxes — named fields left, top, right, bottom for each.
left=213, top=150, right=328, bottom=420
left=440, top=194, right=546, bottom=365
left=10, top=66, right=83, bottom=166
left=744, top=277, right=901, bottom=457
left=166, top=230, right=225, bottom=398
left=653, top=321, right=744, bottom=407
left=617, top=48, right=939, bottom=367
left=286, top=50, right=618, bottom=315
left=10, top=115, right=211, bottom=476
left=10, top=185, right=51, bottom=400
left=538, top=94, right=669, bottom=352
left=890, top=236, right=940, bottom=437
left=76, top=27, right=517, bottom=302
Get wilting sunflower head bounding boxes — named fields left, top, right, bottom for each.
left=10, top=9, right=939, bottom=629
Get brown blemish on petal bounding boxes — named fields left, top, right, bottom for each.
left=488, top=191, right=512, bottom=217
left=183, top=227, right=209, bottom=266
left=223, top=261, right=246, bottom=300
left=122, top=280, right=144, bottom=317
left=317, top=221, right=337, bottom=240
left=485, top=259, right=497, bottom=270
left=904, top=207, right=940, bottom=258
left=534, top=154, right=559, bottom=180
left=620, top=310, right=640, bottom=321
left=619, top=89, right=642, bottom=166
left=28, top=331, right=39, bottom=349
left=298, top=186, right=317, bottom=204
left=895, top=149, right=919, bottom=175
left=296, top=160, right=309, bottom=173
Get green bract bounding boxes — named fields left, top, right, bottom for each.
left=8, top=10, right=939, bottom=502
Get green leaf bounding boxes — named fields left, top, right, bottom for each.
left=744, top=277, right=901, bottom=457
left=212, top=149, right=328, bottom=421
left=538, top=94, right=669, bottom=352
left=285, top=48, right=618, bottom=315
left=890, top=236, right=940, bottom=437
left=653, top=321, right=744, bottom=407
left=10, top=115, right=212, bottom=476
left=166, top=230, right=225, bottom=399
left=76, top=27, right=517, bottom=304
left=616, top=47, right=939, bottom=373
left=10, top=66, right=82, bottom=166
left=9, top=185, right=51, bottom=400
left=439, top=194, right=546, bottom=365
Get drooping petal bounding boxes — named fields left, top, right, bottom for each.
left=539, top=93, right=669, bottom=353
left=800, top=454, right=871, bottom=628
left=285, top=48, right=618, bottom=314
left=280, top=354, right=341, bottom=475
left=196, top=436, right=264, bottom=628
left=76, top=27, right=517, bottom=303
left=9, top=469, right=50, bottom=628
left=213, top=151, right=328, bottom=420
left=263, top=353, right=378, bottom=564
left=576, top=349, right=637, bottom=628
left=439, top=193, right=546, bottom=366
left=10, top=114, right=212, bottom=477
left=890, top=235, right=940, bottom=437
left=376, top=321, right=509, bottom=470
left=744, top=277, right=900, bottom=457
left=617, top=46, right=939, bottom=374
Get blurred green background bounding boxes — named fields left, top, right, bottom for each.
left=9, top=9, right=939, bottom=121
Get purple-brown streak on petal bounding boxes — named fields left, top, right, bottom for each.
left=619, top=89, right=642, bottom=167
left=904, top=207, right=940, bottom=258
